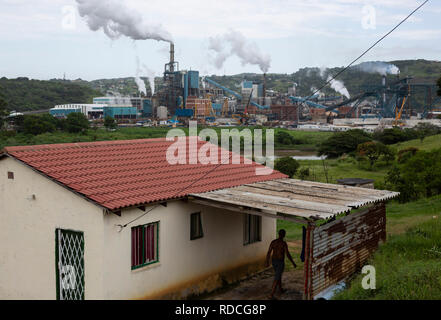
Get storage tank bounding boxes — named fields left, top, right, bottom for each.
left=157, top=106, right=168, bottom=120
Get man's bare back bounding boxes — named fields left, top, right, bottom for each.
left=269, top=238, right=288, bottom=260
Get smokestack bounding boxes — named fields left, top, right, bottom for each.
left=263, top=73, right=266, bottom=100
left=169, top=43, right=175, bottom=72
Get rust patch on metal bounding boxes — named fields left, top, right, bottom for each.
left=308, top=203, right=386, bottom=298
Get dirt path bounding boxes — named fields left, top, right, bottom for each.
left=204, top=239, right=305, bottom=300
left=204, top=268, right=304, bottom=300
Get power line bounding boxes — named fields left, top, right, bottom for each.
left=307, top=0, right=429, bottom=100
left=117, top=0, right=429, bottom=230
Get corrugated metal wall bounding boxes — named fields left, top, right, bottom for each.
left=304, top=203, right=386, bottom=299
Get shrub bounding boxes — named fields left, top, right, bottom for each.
left=104, top=116, right=117, bottom=130
left=275, top=130, right=300, bottom=146
left=318, top=129, right=372, bottom=158
left=385, top=148, right=441, bottom=202
left=275, top=157, right=300, bottom=178
left=397, top=147, right=419, bottom=163
left=65, top=112, right=89, bottom=133
left=22, top=115, right=56, bottom=135
left=298, top=167, right=310, bottom=180
left=373, top=127, right=417, bottom=145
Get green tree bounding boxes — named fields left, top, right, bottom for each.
left=104, top=116, right=117, bottom=130
left=65, top=112, right=89, bottom=133
left=385, top=148, right=441, bottom=203
left=373, top=127, right=417, bottom=145
left=274, top=157, right=300, bottom=178
left=0, top=92, right=9, bottom=130
left=357, top=141, right=394, bottom=168
left=22, top=115, right=56, bottom=135
left=318, top=129, right=372, bottom=158
left=414, top=122, right=440, bottom=142
left=275, top=130, right=300, bottom=146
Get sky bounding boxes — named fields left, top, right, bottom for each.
left=0, top=0, right=440, bottom=81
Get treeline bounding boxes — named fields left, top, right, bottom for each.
left=0, top=77, right=102, bottom=112
left=316, top=125, right=441, bottom=203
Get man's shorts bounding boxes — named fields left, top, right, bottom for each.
left=272, top=259, right=285, bottom=281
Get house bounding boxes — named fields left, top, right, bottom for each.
left=0, top=137, right=399, bottom=300
left=0, top=138, right=286, bottom=300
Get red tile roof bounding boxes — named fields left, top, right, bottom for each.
left=3, top=138, right=286, bottom=211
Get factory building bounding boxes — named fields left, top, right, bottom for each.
left=50, top=104, right=106, bottom=119
left=156, top=43, right=200, bottom=114
left=93, top=97, right=154, bottom=119
left=241, top=81, right=263, bottom=100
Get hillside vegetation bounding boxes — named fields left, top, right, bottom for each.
left=0, top=78, right=102, bottom=112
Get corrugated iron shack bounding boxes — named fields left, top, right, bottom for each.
left=190, top=178, right=399, bottom=299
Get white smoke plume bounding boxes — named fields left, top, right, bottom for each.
left=135, top=56, right=157, bottom=96
left=142, top=64, right=156, bottom=96
left=355, top=61, right=400, bottom=76
left=310, top=86, right=323, bottom=98
left=327, top=75, right=350, bottom=99
left=75, top=0, right=173, bottom=43
left=208, top=30, right=271, bottom=73
left=135, top=57, right=147, bottom=96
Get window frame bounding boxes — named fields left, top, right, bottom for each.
left=190, top=212, right=204, bottom=240
left=131, top=221, right=159, bottom=270
left=243, top=213, right=262, bottom=245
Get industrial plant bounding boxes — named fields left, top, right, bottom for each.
left=50, top=42, right=441, bottom=131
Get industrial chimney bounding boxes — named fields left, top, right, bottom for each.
left=169, top=43, right=175, bottom=73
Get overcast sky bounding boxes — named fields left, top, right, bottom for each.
left=0, top=0, right=440, bottom=81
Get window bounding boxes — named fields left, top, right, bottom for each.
left=190, top=212, right=203, bottom=240
left=131, top=222, right=159, bottom=269
left=7, top=171, right=14, bottom=180
left=243, top=214, right=262, bottom=245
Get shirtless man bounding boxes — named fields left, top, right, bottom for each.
left=265, top=229, right=296, bottom=299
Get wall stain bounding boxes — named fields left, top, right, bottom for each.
left=135, top=255, right=267, bottom=300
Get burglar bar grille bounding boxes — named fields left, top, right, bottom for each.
left=56, top=229, right=85, bottom=300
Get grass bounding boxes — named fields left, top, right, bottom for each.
left=275, top=130, right=333, bottom=152
left=296, top=157, right=392, bottom=186
left=393, top=133, right=441, bottom=152
left=332, top=195, right=441, bottom=300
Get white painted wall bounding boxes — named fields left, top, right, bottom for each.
left=0, top=157, right=105, bottom=299
left=102, top=202, right=275, bottom=299
left=0, top=157, right=276, bottom=300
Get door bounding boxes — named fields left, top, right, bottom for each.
left=55, top=229, right=85, bottom=300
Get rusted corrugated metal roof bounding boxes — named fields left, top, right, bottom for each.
left=190, top=178, right=399, bottom=221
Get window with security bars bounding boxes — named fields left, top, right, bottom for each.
left=131, top=222, right=159, bottom=269
left=243, top=214, right=262, bottom=245
left=55, top=229, right=85, bottom=300
left=190, top=212, right=203, bottom=240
